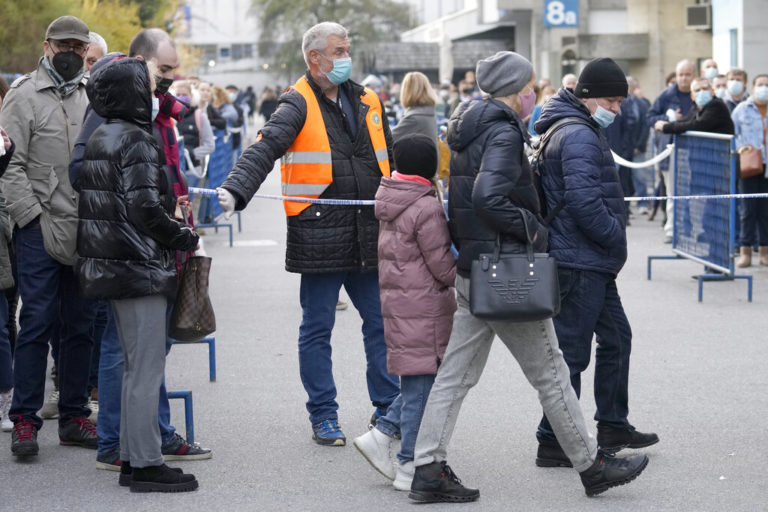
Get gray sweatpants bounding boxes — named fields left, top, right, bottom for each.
left=112, top=295, right=168, bottom=468
left=413, top=275, right=598, bottom=472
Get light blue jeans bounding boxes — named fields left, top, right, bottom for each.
left=375, top=374, right=435, bottom=464
left=413, top=275, right=597, bottom=472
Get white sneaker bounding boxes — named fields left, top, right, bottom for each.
left=39, top=389, right=60, bottom=419
left=393, top=460, right=415, bottom=491
left=352, top=428, right=396, bottom=480
left=87, top=399, right=99, bottom=425
left=0, top=389, right=12, bottom=432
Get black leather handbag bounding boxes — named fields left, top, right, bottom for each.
left=469, top=216, right=560, bottom=322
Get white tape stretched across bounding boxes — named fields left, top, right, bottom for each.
left=611, top=144, right=674, bottom=169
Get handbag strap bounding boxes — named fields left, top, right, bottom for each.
left=492, top=208, right=536, bottom=263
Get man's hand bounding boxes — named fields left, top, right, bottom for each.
left=654, top=120, right=668, bottom=132
left=175, top=194, right=190, bottom=220
left=216, top=188, right=235, bottom=220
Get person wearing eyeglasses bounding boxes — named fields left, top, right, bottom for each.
left=0, top=15, right=99, bottom=459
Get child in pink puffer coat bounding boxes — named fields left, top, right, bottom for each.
left=353, top=134, right=456, bottom=491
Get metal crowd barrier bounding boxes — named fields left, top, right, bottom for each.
left=647, top=131, right=753, bottom=301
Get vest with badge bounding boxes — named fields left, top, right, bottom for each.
left=280, top=76, right=390, bottom=216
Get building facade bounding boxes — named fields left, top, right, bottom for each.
left=399, top=0, right=719, bottom=98
left=174, top=0, right=274, bottom=91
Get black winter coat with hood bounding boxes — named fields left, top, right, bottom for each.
left=221, top=72, right=394, bottom=273
left=447, top=98, right=549, bottom=277
left=75, top=58, right=198, bottom=300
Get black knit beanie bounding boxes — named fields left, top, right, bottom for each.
left=393, top=134, right=438, bottom=180
left=574, top=58, right=628, bottom=99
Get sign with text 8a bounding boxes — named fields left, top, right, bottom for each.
left=543, top=0, right=579, bottom=27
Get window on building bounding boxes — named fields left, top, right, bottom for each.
left=729, top=28, right=738, bottom=68
left=198, top=44, right=217, bottom=63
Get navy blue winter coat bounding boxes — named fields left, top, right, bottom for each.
left=533, top=88, right=627, bottom=275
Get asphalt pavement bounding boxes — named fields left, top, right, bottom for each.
left=1, top=166, right=766, bottom=511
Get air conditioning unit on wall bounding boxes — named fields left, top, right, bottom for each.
left=686, top=5, right=711, bottom=30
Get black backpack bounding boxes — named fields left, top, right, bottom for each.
left=531, top=117, right=600, bottom=224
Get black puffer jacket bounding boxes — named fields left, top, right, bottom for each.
left=448, top=98, right=548, bottom=277
left=75, top=58, right=198, bottom=300
left=222, top=72, right=393, bottom=273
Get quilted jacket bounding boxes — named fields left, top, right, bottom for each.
left=222, top=72, right=394, bottom=273
left=447, top=98, right=548, bottom=277
left=75, top=58, right=198, bottom=299
left=375, top=176, right=456, bottom=375
left=534, top=88, right=627, bottom=275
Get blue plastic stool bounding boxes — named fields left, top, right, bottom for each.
left=167, top=390, right=195, bottom=443
left=171, top=335, right=216, bottom=381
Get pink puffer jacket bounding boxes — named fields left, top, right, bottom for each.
left=375, top=177, right=457, bottom=376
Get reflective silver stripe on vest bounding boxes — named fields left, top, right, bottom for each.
left=281, top=183, right=330, bottom=196
left=282, top=151, right=333, bottom=165
left=374, top=148, right=388, bottom=162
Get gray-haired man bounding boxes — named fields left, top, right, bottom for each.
left=217, top=22, right=399, bottom=445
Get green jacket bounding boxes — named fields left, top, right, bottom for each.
left=0, top=58, right=88, bottom=265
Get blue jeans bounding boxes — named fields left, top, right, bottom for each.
left=738, top=174, right=768, bottom=247
left=97, top=303, right=176, bottom=455
left=0, top=293, right=11, bottom=391
left=298, top=271, right=399, bottom=424
left=376, top=375, right=435, bottom=464
left=11, top=219, right=96, bottom=428
left=538, top=268, right=632, bottom=439
left=88, top=302, right=108, bottom=394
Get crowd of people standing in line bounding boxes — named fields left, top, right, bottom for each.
left=0, top=12, right=765, bottom=503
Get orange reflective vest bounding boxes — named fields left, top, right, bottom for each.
left=280, top=76, right=390, bottom=216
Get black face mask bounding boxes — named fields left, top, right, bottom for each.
left=461, top=89, right=473, bottom=96
left=155, top=76, right=174, bottom=94
left=52, top=51, right=83, bottom=81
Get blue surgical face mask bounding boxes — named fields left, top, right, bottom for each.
left=151, top=96, right=160, bottom=121
left=727, top=79, right=744, bottom=96
left=229, top=92, right=237, bottom=103
left=591, top=99, right=617, bottom=128
left=694, top=89, right=712, bottom=108
left=714, top=87, right=727, bottom=99
left=755, top=85, right=768, bottom=102
left=322, top=56, right=352, bottom=85
left=704, top=66, right=718, bottom=81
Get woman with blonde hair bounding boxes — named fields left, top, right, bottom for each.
left=392, top=72, right=439, bottom=145
left=203, top=85, right=239, bottom=221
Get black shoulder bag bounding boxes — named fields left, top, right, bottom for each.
left=469, top=210, right=560, bottom=322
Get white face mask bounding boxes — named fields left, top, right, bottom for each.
left=727, top=79, right=744, bottom=96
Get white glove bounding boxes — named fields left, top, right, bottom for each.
left=216, top=187, right=235, bottom=220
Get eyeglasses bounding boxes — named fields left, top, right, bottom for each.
left=49, top=40, right=88, bottom=55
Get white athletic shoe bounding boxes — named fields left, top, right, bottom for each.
left=353, top=428, right=396, bottom=480
left=0, top=389, right=12, bottom=431
left=39, top=389, right=60, bottom=419
left=393, top=460, right=415, bottom=491
left=87, top=399, right=99, bottom=425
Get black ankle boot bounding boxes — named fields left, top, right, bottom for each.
left=118, top=461, right=184, bottom=487
left=129, top=464, right=198, bottom=493
left=409, top=461, right=479, bottom=503
left=597, top=424, right=659, bottom=454
left=580, top=450, right=649, bottom=496
left=535, top=437, right=573, bottom=468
